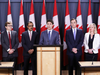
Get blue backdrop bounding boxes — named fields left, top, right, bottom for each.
left=0, top=0, right=99, bottom=44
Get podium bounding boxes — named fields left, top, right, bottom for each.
left=34, top=45, right=62, bottom=75
left=0, top=62, right=14, bottom=75
left=77, top=61, right=100, bottom=75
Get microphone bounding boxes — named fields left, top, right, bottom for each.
left=92, top=53, right=95, bottom=65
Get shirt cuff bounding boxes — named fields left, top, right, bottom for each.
left=7, top=48, right=10, bottom=52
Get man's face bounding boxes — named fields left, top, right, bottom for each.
left=5, top=24, right=12, bottom=31
left=27, top=23, right=33, bottom=31
left=47, top=22, right=53, bottom=30
left=71, top=20, right=77, bottom=28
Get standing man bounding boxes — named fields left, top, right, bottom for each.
left=66, top=18, right=84, bottom=75
left=1, top=22, right=19, bottom=69
left=22, top=21, right=38, bottom=75
left=39, top=19, right=59, bottom=45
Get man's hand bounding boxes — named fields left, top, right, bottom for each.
left=8, top=49, right=14, bottom=54
left=72, top=48, right=77, bottom=54
left=28, top=49, right=34, bottom=54
left=88, top=49, right=93, bottom=54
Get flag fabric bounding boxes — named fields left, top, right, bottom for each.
left=17, top=0, right=25, bottom=64
left=40, top=0, right=47, bottom=35
left=53, top=0, right=61, bottom=43
left=87, top=0, right=92, bottom=32
left=97, top=0, right=100, bottom=61
left=63, top=0, right=70, bottom=66
left=76, top=0, right=84, bottom=61
left=29, top=0, right=36, bottom=31
left=7, top=0, right=13, bottom=29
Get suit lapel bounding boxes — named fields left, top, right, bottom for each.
left=70, top=28, right=74, bottom=41
left=27, top=31, right=30, bottom=41
left=31, top=31, right=34, bottom=42
left=5, top=31, right=9, bottom=45
left=76, top=29, right=78, bottom=41
left=50, top=30, right=54, bottom=42
left=45, top=30, right=49, bottom=41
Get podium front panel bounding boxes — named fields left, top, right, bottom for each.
left=37, top=47, right=60, bottom=75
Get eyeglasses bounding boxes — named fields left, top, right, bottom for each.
left=7, top=25, right=12, bottom=27
left=28, top=25, right=33, bottom=27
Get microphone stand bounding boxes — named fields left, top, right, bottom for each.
left=92, top=53, right=95, bottom=65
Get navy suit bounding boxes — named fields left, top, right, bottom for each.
left=1, top=30, right=19, bottom=70
left=39, top=30, right=59, bottom=45
left=22, top=31, right=38, bottom=75
left=66, top=28, right=84, bottom=75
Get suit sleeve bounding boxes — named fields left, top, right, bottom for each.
left=66, top=31, right=73, bottom=52
left=35, top=32, right=39, bottom=44
left=56, top=32, right=59, bottom=45
left=39, top=32, right=44, bottom=45
left=22, top=33, right=29, bottom=52
left=76, top=31, right=84, bottom=51
left=84, top=33, right=89, bottom=51
left=12, top=32, right=19, bottom=50
left=1, top=32, right=9, bottom=51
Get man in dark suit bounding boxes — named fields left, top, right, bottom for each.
left=66, top=18, right=84, bottom=75
left=22, top=21, right=38, bottom=75
left=39, top=19, right=59, bottom=45
left=1, top=22, right=19, bottom=69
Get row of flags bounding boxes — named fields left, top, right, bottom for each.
left=0, top=0, right=100, bottom=66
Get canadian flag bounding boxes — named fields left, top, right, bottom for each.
left=7, top=0, right=13, bottom=29
left=29, top=0, right=36, bottom=31
left=97, top=0, right=100, bottom=61
left=87, top=0, right=92, bottom=32
left=17, top=0, right=25, bottom=64
left=63, top=0, right=70, bottom=66
left=53, top=0, right=60, bottom=43
left=40, top=0, right=47, bottom=35
left=0, top=30, right=2, bottom=60
left=76, top=0, right=84, bottom=60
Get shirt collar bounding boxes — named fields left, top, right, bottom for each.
left=47, top=29, right=53, bottom=33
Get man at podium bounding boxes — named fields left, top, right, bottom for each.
left=39, top=19, right=59, bottom=45
left=66, top=18, right=84, bottom=75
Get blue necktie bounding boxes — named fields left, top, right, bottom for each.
left=74, top=29, right=76, bottom=40
left=48, top=31, right=51, bottom=41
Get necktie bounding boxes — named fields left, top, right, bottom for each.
left=30, top=31, right=31, bottom=41
left=74, top=29, right=76, bottom=40
left=48, top=31, right=51, bottom=41
left=8, top=32, right=12, bottom=49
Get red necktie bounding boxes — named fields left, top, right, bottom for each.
left=8, top=32, right=12, bottom=49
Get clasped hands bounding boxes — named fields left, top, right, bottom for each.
left=72, top=48, right=78, bottom=54
left=28, top=49, right=34, bottom=54
left=8, top=49, right=15, bottom=54
left=87, top=49, right=94, bottom=54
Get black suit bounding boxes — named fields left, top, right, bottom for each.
left=66, top=28, right=84, bottom=75
left=22, top=31, right=38, bottom=75
left=1, top=30, right=19, bottom=70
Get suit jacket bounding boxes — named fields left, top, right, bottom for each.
left=22, top=31, right=38, bottom=56
left=1, top=30, right=19, bottom=57
left=66, top=28, right=84, bottom=55
left=39, top=30, right=59, bottom=45
left=84, top=33, right=100, bottom=54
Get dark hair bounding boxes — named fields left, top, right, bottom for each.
left=70, top=18, right=77, bottom=23
left=5, top=22, right=12, bottom=26
left=27, top=21, right=33, bottom=26
left=47, top=19, right=54, bottom=24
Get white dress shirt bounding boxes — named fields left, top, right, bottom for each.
left=28, top=30, right=33, bottom=39
left=72, top=28, right=77, bottom=35
left=7, top=30, right=11, bottom=52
